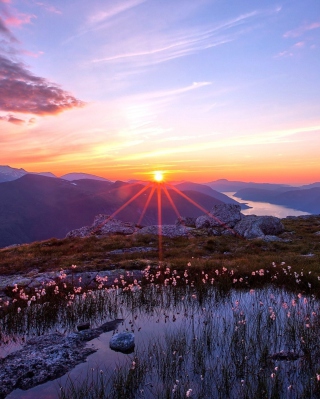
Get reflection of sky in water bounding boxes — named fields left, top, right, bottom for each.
left=6, top=286, right=318, bottom=399
left=223, top=192, right=310, bottom=218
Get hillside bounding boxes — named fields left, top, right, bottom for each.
left=174, top=181, right=249, bottom=209
left=205, top=178, right=296, bottom=192
left=0, top=215, right=319, bottom=280
left=0, top=175, right=230, bottom=247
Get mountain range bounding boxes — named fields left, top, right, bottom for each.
left=0, top=165, right=319, bottom=247
left=0, top=173, right=235, bottom=247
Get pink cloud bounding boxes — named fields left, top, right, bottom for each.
left=35, top=2, right=62, bottom=15
left=4, top=13, right=35, bottom=27
left=0, top=113, right=25, bottom=124
left=294, top=41, right=305, bottom=48
left=0, top=16, right=16, bottom=41
left=22, top=49, right=45, bottom=58
left=0, top=55, right=85, bottom=117
left=284, top=21, right=320, bottom=38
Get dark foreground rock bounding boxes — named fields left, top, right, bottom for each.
left=109, top=332, right=135, bottom=353
left=0, top=319, right=123, bottom=399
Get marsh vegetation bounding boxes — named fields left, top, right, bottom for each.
left=1, top=216, right=320, bottom=398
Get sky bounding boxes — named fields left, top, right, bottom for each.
left=0, top=0, right=319, bottom=184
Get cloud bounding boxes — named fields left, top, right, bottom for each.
left=0, top=16, right=16, bottom=41
left=118, top=125, right=320, bottom=161
left=88, top=0, right=146, bottom=24
left=0, top=113, right=25, bottom=124
left=91, top=10, right=265, bottom=68
left=0, top=54, right=85, bottom=116
left=35, top=2, right=62, bottom=15
left=4, top=13, right=35, bottom=27
left=65, top=0, right=146, bottom=43
left=284, top=21, right=320, bottom=38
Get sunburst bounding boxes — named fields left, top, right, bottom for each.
left=154, top=171, right=164, bottom=182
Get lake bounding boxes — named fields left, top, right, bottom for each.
left=223, top=192, right=311, bottom=218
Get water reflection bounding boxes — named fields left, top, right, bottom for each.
left=5, top=284, right=320, bottom=399
left=223, top=192, right=311, bottom=218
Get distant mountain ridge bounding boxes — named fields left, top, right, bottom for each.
left=0, top=174, right=238, bottom=248
left=0, top=166, right=111, bottom=184
left=60, top=173, right=111, bottom=182
left=205, top=178, right=297, bottom=192
left=174, top=182, right=249, bottom=209
left=0, top=165, right=56, bottom=183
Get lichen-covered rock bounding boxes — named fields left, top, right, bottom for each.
left=195, top=204, right=242, bottom=229
left=109, top=332, right=135, bottom=353
left=234, top=215, right=284, bottom=239
left=66, top=214, right=137, bottom=238
left=136, top=225, right=193, bottom=238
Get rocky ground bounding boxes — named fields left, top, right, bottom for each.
left=0, top=319, right=123, bottom=399
left=67, top=204, right=285, bottom=240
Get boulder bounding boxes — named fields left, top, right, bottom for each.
left=66, top=214, right=137, bottom=238
left=195, top=204, right=242, bottom=230
left=136, top=225, right=193, bottom=238
left=175, top=217, right=197, bottom=228
left=109, top=332, right=135, bottom=353
left=234, top=215, right=284, bottom=239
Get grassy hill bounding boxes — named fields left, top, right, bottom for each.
left=1, top=216, right=320, bottom=292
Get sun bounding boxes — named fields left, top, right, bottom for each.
left=154, top=171, right=164, bottom=182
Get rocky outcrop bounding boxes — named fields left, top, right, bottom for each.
left=0, top=319, right=123, bottom=399
left=136, top=225, right=193, bottom=238
left=66, top=214, right=137, bottom=238
left=65, top=206, right=285, bottom=240
left=195, top=204, right=242, bottom=229
left=234, top=215, right=284, bottom=239
left=175, top=217, right=197, bottom=228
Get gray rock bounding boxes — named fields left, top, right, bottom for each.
left=66, top=214, right=138, bottom=238
left=196, top=204, right=242, bottom=229
left=0, top=319, right=123, bottom=398
left=234, top=215, right=284, bottom=239
left=175, top=217, right=197, bottom=228
left=136, top=225, right=193, bottom=238
left=109, top=332, right=135, bottom=353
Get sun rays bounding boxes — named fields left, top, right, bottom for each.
left=91, top=172, right=237, bottom=260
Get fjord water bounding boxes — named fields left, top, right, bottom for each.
left=223, top=192, right=311, bottom=218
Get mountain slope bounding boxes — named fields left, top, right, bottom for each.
left=175, top=181, right=248, bottom=208
left=206, top=178, right=296, bottom=193
left=0, top=175, right=227, bottom=247
left=61, top=173, right=111, bottom=182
